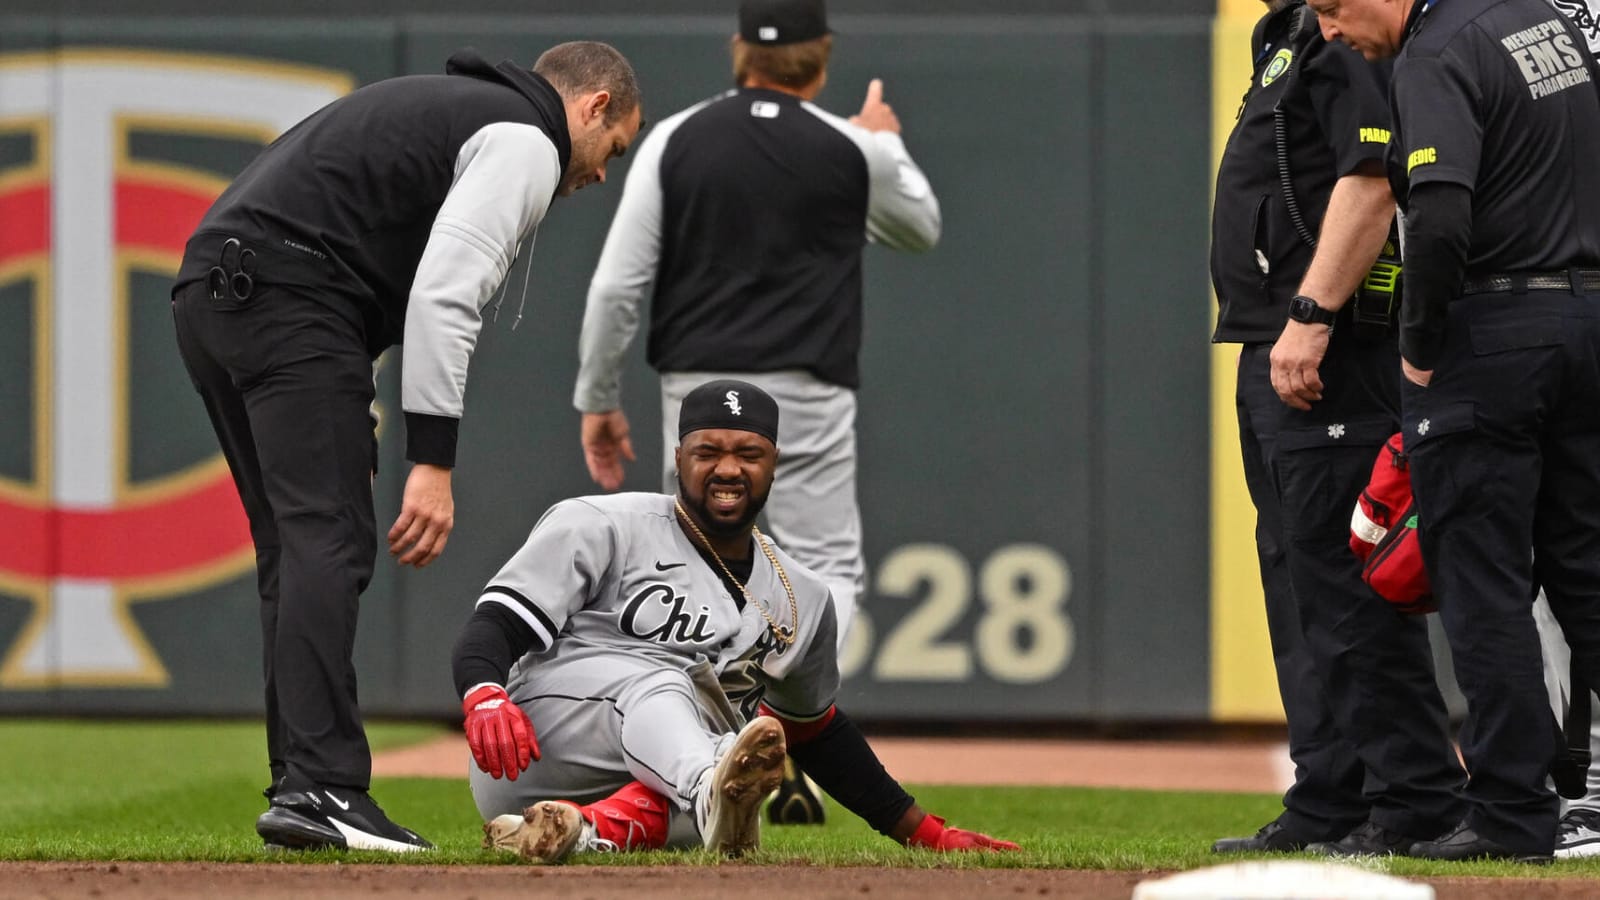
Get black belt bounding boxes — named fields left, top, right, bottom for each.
left=1461, top=269, right=1600, bottom=295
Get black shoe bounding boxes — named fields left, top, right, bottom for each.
left=1555, top=807, right=1600, bottom=859
left=1306, top=820, right=1420, bottom=857
left=1406, top=820, right=1552, bottom=864
left=766, top=758, right=826, bottom=826
left=1212, top=818, right=1315, bottom=853
left=256, top=780, right=433, bottom=854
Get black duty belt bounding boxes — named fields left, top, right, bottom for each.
left=1461, top=270, right=1600, bottom=295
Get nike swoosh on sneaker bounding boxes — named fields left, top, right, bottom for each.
left=326, top=791, right=351, bottom=811
left=327, top=817, right=429, bottom=854
left=655, top=561, right=686, bottom=571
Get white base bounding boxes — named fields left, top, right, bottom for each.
left=1132, top=860, right=1433, bottom=900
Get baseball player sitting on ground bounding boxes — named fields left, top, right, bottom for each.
left=450, top=379, right=1018, bottom=860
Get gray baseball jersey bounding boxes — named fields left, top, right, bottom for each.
left=469, top=492, right=839, bottom=819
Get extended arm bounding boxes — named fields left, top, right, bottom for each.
left=1270, top=163, right=1396, bottom=410
left=449, top=500, right=613, bottom=779
left=402, top=122, right=560, bottom=466
left=452, top=603, right=541, bottom=780
left=808, top=82, right=941, bottom=252
left=1294, top=167, right=1396, bottom=313
left=763, top=704, right=1020, bottom=851
left=390, top=122, right=560, bottom=566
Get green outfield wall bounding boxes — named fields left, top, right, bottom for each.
left=0, top=11, right=1225, bottom=722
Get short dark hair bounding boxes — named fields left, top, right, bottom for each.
left=731, top=34, right=831, bottom=90
left=534, top=41, right=641, bottom=125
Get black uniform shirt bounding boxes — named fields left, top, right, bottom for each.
left=1389, top=0, right=1600, bottom=273
left=1212, top=1, right=1394, bottom=343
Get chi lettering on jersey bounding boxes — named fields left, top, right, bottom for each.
left=619, top=583, right=718, bottom=644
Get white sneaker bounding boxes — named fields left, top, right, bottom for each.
left=483, top=801, right=618, bottom=863
left=695, top=717, right=787, bottom=857
left=1556, top=808, right=1600, bottom=859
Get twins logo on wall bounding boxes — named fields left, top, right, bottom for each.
left=0, top=50, right=350, bottom=689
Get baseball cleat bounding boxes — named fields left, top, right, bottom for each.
left=482, top=801, right=608, bottom=863
left=255, top=779, right=432, bottom=854
left=696, top=716, right=787, bottom=856
left=767, top=757, right=826, bottom=826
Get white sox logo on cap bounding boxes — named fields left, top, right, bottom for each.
left=678, top=378, right=777, bottom=441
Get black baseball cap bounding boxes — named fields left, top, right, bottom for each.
left=678, top=379, right=780, bottom=444
left=739, top=0, right=830, bottom=46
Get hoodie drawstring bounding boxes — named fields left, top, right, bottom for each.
left=490, top=237, right=522, bottom=324
left=488, top=231, right=535, bottom=330
left=512, top=231, right=536, bottom=331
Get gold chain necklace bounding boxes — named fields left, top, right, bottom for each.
left=674, top=499, right=797, bottom=646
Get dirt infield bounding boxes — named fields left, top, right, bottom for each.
left=0, top=862, right=1149, bottom=899
left=3, top=860, right=1592, bottom=900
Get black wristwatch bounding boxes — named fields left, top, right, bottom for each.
left=1287, top=294, right=1337, bottom=328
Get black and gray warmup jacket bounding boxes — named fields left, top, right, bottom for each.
left=175, top=49, right=571, bottom=466
left=573, top=86, right=940, bottom=412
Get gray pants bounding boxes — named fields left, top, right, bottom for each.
left=660, top=370, right=863, bottom=653
left=1537, top=591, right=1600, bottom=811
left=467, top=653, right=739, bottom=837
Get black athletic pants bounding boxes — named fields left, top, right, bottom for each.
left=1405, top=288, right=1600, bottom=854
left=1236, top=332, right=1464, bottom=841
left=172, top=279, right=378, bottom=791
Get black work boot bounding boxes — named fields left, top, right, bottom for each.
left=1306, top=820, right=1422, bottom=857
left=1407, top=820, right=1552, bottom=864
left=1212, top=818, right=1319, bottom=854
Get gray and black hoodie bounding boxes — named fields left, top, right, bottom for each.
left=176, top=49, right=571, bottom=467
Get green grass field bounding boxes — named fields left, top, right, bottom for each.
left=3, top=719, right=1600, bottom=881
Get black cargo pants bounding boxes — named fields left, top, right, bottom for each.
left=1237, top=327, right=1464, bottom=841
left=1405, top=287, right=1600, bottom=854
left=172, top=278, right=378, bottom=791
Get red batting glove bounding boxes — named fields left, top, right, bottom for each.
left=462, top=684, right=539, bottom=780
left=907, top=813, right=1021, bottom=852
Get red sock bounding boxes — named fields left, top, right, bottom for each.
left=576, top=781, right=671, bottom=850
